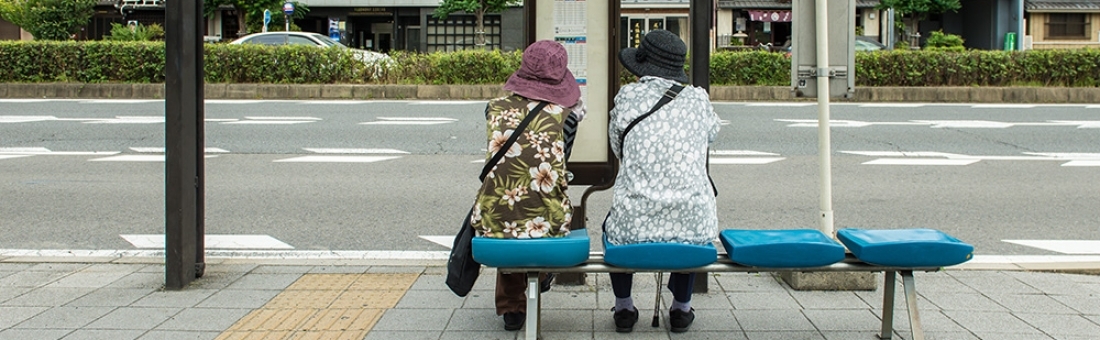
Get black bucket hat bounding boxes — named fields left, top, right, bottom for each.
left=618, top=29, right=689, bottom=84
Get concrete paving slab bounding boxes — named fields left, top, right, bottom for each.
left=920, top=292, right=1010, bottom=311
left=743, top=331, right=825, bottom=340
left=0, top=329, right=73, bottom=340
left=2, top=287, right=97, bottom=307
left=0, top=270, right=69, bottom=288
left=540, top=290, right=598, bottom=310
left=84, top=307, right=181, bottom=330
left=953, top=271, right=1044, bottom=294
left=135, top=330, right=220, bottom=340
left=11, top=306, right=115, bottom=329
left=445, top=308, right=505, bottom=331
left=362, top=330, right=443, bottom=340
left=1015, top=313, right=1100, bottom=337
left=788, top=291, right=870, bottom=309
left=1050, top=294, right=1100, bottom=314
left=46, top=270, right=131, bottom=288
left=0, top=306, right=48, bottom=329
left=801, top=309, right=881, bottom=331
left=65, top=288, right=152, bottom=307
left=733, top=310, right=815, bottom=331
left=59, top=329, right=145, bottom=340
left=540, top=309, right=596, bottom=331
left=0, top=287, right=29, bottom=303
left=727, top=292, right=801, bottom=309
left=105, top=272, right=164, bottom=289
left=155, top=308, right=253, bottom=331
left=130, top=289, right=219, bottom=308
left=986, top=293, right=1081, bottom=314
left=194, top=289, right=281, bottom=309
left=394, top=289, right=465, bottom=309
left=942, top=310, right=1041, bottom=333
left=371, top=308, right=453, bottom=331
left=224, top=273, right=302, bottom=290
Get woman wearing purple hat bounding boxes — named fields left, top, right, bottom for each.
left=603, top=29, right=720, bottom=333
left=470, top=39, right=586, bottom=331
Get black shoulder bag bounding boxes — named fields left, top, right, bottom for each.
left=446, top=101, right=548, bottom=297
left=618, top=85, right=717, bottom=197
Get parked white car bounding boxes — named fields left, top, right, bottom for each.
left=230, top=32, right=392, bottom=76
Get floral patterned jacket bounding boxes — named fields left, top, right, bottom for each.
left=471, top=95, right=575, bottom=239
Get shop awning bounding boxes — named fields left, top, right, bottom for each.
left=748, top=10, right=792, bottom=22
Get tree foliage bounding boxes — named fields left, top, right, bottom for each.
left=877, top=0, right=961, bottom=18
left=0, top=0, right=96, bottom=40
left=202, top=0, right=310, bottom=37
left=432, top=0, right=521, bottom=48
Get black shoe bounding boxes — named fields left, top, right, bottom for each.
left=669, top=308, right=695, bottom=333
left=612, top=307, right=638, bottom=333
left=503, top=312, right=525, bottom=331
left=540, top=273, right=555, bottom=293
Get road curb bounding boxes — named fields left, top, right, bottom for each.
left=3, top=83, right=1100, bottom=102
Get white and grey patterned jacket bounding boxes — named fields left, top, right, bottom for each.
left=604, top=76, right=720, bottom=246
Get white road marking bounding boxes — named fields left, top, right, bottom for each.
left=121, top=234, right=294, bottom=249
left=410, top=100, right=483, bottom=105
left=776, top=119, right=927, bottom=128
left=972, top=104, right=1036, bottom=109
left=0, top=155, right=32, bottom=160
left=129, top=147, right=230, bottom=153
left=80, top=100, right=162, bottom=104
left=1003, top=240, right=1100, bottom=254
left=360, top=117, right=457, bottom=125
left=300, top=100, right=366, bottom=104
left=746, top=103, right=815, bottom=107
left=204, top=100, right=267, bottom=104
left=84, top=116, right=164, bottom=124
left=1086, top=105, right=1100, bottom=109
left=221, top=116, right=321, bottom=125
left=964, top=255, right=1100, bottom=264
left=1048, top=120, right=1100, bottom=128
left=859, top=103, right=925, bottom=108
left=1062, top=160, right=1100, bottom=167
left=273, top=155, right=402, bottom=163
left=863, top=158, right=980, bottom=166
left=304, top=148, right=409, bottom=154
left=420, top=235, right=455, bottom=249
left=0, top=249, right=450, bottom=260
left=711, top=150, right=780, bottom=156
left=0, top=99, right=61, bottom=103
left=0, top=147, right=119, bottom=156
left=89, top=155, right=218, bottom=162
left=912, top=120, right=1014, bottom=128
left=710, top=157, right=786, bottom=165
left=0, top=115, right=57, bottom=123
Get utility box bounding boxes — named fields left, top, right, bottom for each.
left=790, top=0, right=855, bottom=98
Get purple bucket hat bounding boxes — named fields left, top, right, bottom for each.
left=503, top=40, right=581, bottom=107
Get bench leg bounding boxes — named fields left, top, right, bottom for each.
left=525, top=272, right=540, bottom=340
left=880, top=271, right=896, bottom=339
left=900, top=270, right=925, bottom=340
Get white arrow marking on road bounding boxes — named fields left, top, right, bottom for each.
left=360, top=117, right=457, bottom=125
left=710, top=157, right=785, bottom=165
left=130, top=147, right=229, bottom=153
left=304, top=148, right=409, bottom=154
left=1003, top=240, right=1100, bottom=254
left=421, top=235, right=455, bottom=249
left=1048, top=120, right=1100, bottom=128
left=971, top=104, right=1036, bottom=108
left=1062, top=160, right=1100, bottom=166
left=746, top=103, right=815, bottom=107
left=89, top=155, right=217, bottom=162
left=121, top=234, right=293, bottom=249
left=222, top=116, right=321, bottom=125
left=859, top=103, right=925, bottom=108
left=81, top=100, right=162, bottom=104
left=273, top=155, right=402, bottom=163
left=863, top=158, right=980, bottom=165
left=0, top=155, right=32, bottom=160
left=912, top=120, right=1015, bottom=128
left=410, top=100, right=483, bottom=105
left=84, top=116, right=165, bottom=124
left=0, top=115, right=57, bottom=123
left=711, top=150, right=780, bottom=156
left=0, top=147, right=119, bottom=156
left=776, top=119, right=928, bottom=128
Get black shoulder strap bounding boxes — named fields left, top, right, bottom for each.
left=618, top=85, right=684, bottom=151
left=481, top=101, right=548, bottom=182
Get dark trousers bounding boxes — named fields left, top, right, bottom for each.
left=610, top=272, right=695, bottom=303
left=495, top=272, right=548, bottom=315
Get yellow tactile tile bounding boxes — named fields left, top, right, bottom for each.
left=263, top=290, right=343, bottom=309
left=284, top=274, right=359, bottom=291
left=329, top=290, right=407, bottom=309
left=346, top=273, right=418, bottom=291
left=217, top=273, right=417, bottom=340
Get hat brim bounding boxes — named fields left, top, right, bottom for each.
left=503, top=70, right=581, bottom=108
left=619, top=48, right=690, bottom=84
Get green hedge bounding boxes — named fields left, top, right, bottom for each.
left=2, top=41, right=1099, bottom=87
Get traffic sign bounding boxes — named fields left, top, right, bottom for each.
left=264, top=10, right=271, bottom=25
left=283, top=2, right=294, bottom=16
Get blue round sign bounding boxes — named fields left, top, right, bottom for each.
left=282, top=2, right=295, bottom=16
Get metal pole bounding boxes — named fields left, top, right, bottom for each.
left=885, top=8, right=895, bottom=50
left=815, top=0, right=834, bottom=236
left=285, top=15, right=290, bottom=31
left=690, top=0, right=712, bottom=294
left=165, top=0, right=205, bottom=290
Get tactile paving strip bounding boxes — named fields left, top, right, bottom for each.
left=217, top=273, right=417, bottom=340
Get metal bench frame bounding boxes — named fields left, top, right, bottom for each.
left=501, top=253, right=937, bottom=340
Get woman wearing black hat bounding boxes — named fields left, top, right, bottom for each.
left=603, top=29, right=720, bottom=333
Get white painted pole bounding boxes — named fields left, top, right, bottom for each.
left=815, top=0, right=834, bottom=236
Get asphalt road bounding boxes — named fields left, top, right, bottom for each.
left=1, top=99, right=1098, bottom=256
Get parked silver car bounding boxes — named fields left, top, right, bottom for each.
left=230, top=32, right=392, bottom=66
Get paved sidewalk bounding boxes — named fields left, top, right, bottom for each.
left=1, top=258, right=1099, bottom=340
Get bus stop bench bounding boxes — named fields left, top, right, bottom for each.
left=473, top=228, right=974, bottom=340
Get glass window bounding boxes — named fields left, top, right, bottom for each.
left=1046, top=13, right=1089, bottom=40
left=287, top=35, right=317, bottom=46
left=249, top=34, right=287, bottom=45
left=426, top=14, right=502, bottom=52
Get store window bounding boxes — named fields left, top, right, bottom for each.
left=426, top=14, right=502, bottom=52
left=1045, top=13, right=1089, bottom=40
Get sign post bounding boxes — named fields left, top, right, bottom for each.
left=263, top=10, right=271, bottom=33
left=282, top=2, right=294, bottom=31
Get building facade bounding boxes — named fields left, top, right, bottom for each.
left=1023, top=0, right=1100, bottom=49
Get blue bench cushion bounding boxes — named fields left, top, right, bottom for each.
left=471, top=228, right=590, bottom=268
left=603, top=236, right=717, bottom=270
left=836, top=228, right=974, bottom=267
left=719, top=229, right=846, bottom=268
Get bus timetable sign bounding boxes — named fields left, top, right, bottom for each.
left=283, top=2, right=294, bottom=16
